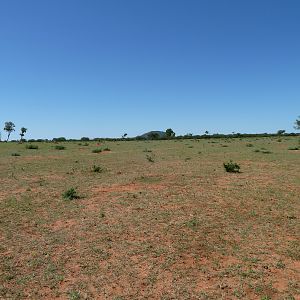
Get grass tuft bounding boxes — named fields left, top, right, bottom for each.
left=62, top=188, right=80, bottom=200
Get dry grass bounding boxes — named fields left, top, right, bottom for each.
left=0, top=137, right=299, bottom=299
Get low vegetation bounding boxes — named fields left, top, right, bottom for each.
left=223, top=160, right=241, bottom=173
left=62, top=187, right=80, bottom=200
left=55, top=145, right=66, bottom=150
left=25, top=144, right=39, bottom=149
left=11, top=152, right=20, bottom=156
left=0, top=135, right=299, bottom=299
left=92, top=165, right=103, bottom=173
left=92, top=148, right=102, bottom=153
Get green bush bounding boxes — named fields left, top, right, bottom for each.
left=55, top=145, right=65, bottom=150
left=288, top=147, right=299, bottom=150
left=92, top=148, right=102, bottom=153
left=261, top=150, right=272, bottom=154
left=146, top=154, right=154, bottom=162
left=223, top=160, right=240, bottom=173
left=26, top=144, right=38, bottom=149
left=11, top=153, right=21, bottom=156
left=92, top=165, right=103, bottom=173
left=62, top=188, right=79, bottom=200
left=103, top=147, right=111, bottom=151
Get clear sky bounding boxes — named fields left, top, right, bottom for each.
left=0, top=0, right=299, bottom=139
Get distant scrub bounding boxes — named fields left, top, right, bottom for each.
left=53, top=137, right=66, bottom=142
left=261, top=150, right=272, bottom=154
left=55, top=145, right=65, bottom=150
left=26, top=144, right=38, bottom=149
left=253, top=149, right=272, bottom=154
left=103, top=147, right=111, bottom=151
left=288, top=147, right=299, bottom=150
left=92, top=148, right=102, bottom=153
left=11, top=153, right=20, bottom=156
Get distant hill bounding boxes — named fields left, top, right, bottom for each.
left=137, top=131, right=166, bottom=139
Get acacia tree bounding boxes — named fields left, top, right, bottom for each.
left=20, top=127, right=27, bottom=142
left=295, top=116, right=300, bottom=130
left=4, top=121, right=15, bottom=142
left=165, top=128, right=175, bottom=139
left=277, top=129, right=285, bottom=135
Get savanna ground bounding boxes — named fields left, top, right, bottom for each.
left=0, top=137, right=299, bottom=300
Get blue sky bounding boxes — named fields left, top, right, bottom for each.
left=0, top=0, right=299, bottom=139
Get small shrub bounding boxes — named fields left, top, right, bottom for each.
left=62, top=188, right=80, bottom=200
left=254, top=149, right=260, bottom=153
left=103, top=147, right=111, bottom=151
left=223, top=160, right=240, bottom=173
left=261, top=150, right=272, bottom=154
left=146, top=154, right=154, bottom=162
left=143, top=148, right=152, bottom=152
left=92, top=148, right=102, bottom=153
left=83, top=143, right=89, bottom=146
left=26, top=144, right=38, bottom=149
left=55, top=145, right=65, bottom=150
left=275, top=260, right=286, bottom=269
left=11, top=153, right=20, bottom=156
left=246, top=143, right=253, bottom=147
left=92, top=165, right=103, bottom=173
left=288, top=147, right=299, bottom=150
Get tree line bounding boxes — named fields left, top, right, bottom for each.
left=1, top=117, right=299, bottom=142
